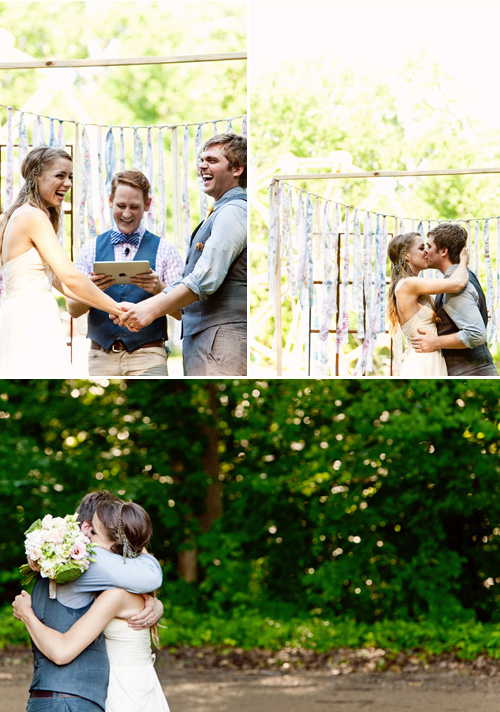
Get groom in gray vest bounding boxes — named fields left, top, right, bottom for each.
left=21, top=491, right=163, bottom=711
left=412, top=222, right=498, bottom=375
left=114, top=133, right=247, bottom=376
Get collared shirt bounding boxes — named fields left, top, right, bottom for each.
left=170, top=186, right=247, bottom=301
left=441, top=265, right=487, bottom=348
left=56, top=548, right=163, bottom=609
left=75, top=224, right=184, bottom=288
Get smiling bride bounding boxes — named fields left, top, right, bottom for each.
left=0, top=146, right=124, bottom=377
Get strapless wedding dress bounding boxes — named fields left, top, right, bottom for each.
left=104, top=618, right=170, bottom=712
left=0, top=247, right=71, bottom=377
left=400, top=305, right=448, bottom=377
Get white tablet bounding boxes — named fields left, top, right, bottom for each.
left=93, top=261, right=150, bottom=285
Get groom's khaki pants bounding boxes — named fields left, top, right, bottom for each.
left=88, top=345, right=168, bottom=377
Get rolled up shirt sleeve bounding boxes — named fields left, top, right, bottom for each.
left=181, top=204, right=247, bottom=301
left=443, top=286, right=488, bottom=348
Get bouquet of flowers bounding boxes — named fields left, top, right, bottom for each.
left=19, top=513, right=95, bottom=598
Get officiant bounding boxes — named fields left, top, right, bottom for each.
left=68, top=170, right=183, bottom=376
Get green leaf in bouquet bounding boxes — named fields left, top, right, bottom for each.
left=19, top=564, right=37, bottom=590
left=24, top=519, right=42, bottom=536
left=54, top=563, right=86, bottom=585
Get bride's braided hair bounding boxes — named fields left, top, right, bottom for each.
left=0, top=146, right=72, bottom=262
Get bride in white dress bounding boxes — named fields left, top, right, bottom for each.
left=13, top=500, right=170, bottom=712
left=0, top=146, right=124, bottom=377
left=387, top=231, right=469, bottom=377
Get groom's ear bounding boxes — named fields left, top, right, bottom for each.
left=81, top=520, right=92, bottom=535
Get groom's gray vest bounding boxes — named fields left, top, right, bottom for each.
left=435, top=268, right=496, bottom=375
left=29, top=577, right=109, bottom=710
left=181, top=188, right=247, bottom=338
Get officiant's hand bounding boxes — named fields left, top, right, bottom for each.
left=12, top=590, right=33, bottom=622
left=411, top=328, right=439, bottom=353
left=130, top=269, right=163, bottom=295
left=128, top=594, right=164, bottom=630
left=90, top=271, right=115, bottom=290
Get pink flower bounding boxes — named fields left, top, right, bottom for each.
left=70, top=541, right=88, bottom=560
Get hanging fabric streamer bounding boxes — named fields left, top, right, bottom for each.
left=267, top=181, right=281, bottom=306
left=170, top=126, right=183, bottom=251
left=157, top=128, right=166, bottom=239
left=305, top=193, right=314, bottom=307
left=5, top=107, right=13, bottom=209
left=48, top=118, right=56, bottom=147
left=352, top=209, right=364, bottom=338
left=336, top=207, right=350, bottom=352
left=354, top=211, right=375, bottom=375
left=226, top=119, right=233, bottom=133
left=18, top=112, right=29, bottom=189
left=72, top=123, right=82, bottom=251
left=57, top=121, right=65, bottom=149
left=319, top=200, right=336, bottom=341
left=105, top=128, right=117, bottom=225
left=133, top=128, right=143, bottom=171
left=182, top=125, right=191, bottom=252
left=378, top=216, right=387, bottom=333
left=372, top=214, right=383, bottom=334
left=295, top=191, right=307, bottom=309
left=81, top=125, right=97, bottom=243
left=483, top=218, right=495, bottom=342
left=195, top=123, right=208, bottom=221
left=241, top=115, right=247, bottom=137
left=495, top=218, right=500, bottom=350
left=144, top=127, right=155, bottom=232
left=32, top=115, right=45, bottom=147
left=212, top=121, right=218, bottom=136
left=474, top=219, right=480, bottom=277
left=119, top=128, right=126, bottom=172
left=96, top=127, right=107, bottom=232
left=282, top=183, right=297, bottom=298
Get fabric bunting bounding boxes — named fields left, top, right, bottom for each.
left=306, top=193, right=314, bottom=307
left=18, top=112, right=29, bottom=189
left=80, top=126, right=97, bottom=246
left=282, top=183, right=297, bottom=298
left=318, top=201, right=337, bottom=341
left=352, top=209, right=364, bottom=338
left=96, top=127, right=107, bottom=233
left=5, top=107, right=13, bottom=209
left=72, top=123, right=82, bottom=251
left=105, top=128, right=117, bottom=224
left=295, top=191, right=307, bottom=309
left=144, top=127, right=155, bottom=232
left=170, top=126, right=182, bottom=251
left=195, top=123, right=208, bottom=221
left=182, top=125, right=191, bottom=252
left=57, top=121, right=65, bottom=150
left=119, top=129, right=126, bottom=172
left=336, top=207, right=350, bottom=353
left=483, top=219, right=495, bottom=343
left=267, top=181, right=280, bottom=305
left=32, top=115, right=45, bottom=147
left=157, top=128, right=166, bottom=239
left=133, top=128, right=143, bottom=171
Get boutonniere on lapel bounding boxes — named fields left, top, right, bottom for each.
left=195, top=242, right=204, bottom=252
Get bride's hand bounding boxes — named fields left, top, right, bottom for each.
left=12, top=590, right=32, bottom=621
left=459, top=246, right=469, bottom=265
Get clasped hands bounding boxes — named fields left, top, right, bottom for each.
left=110, top=301, right=154, bottom=332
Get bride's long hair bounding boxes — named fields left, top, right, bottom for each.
left=0, top=146, right=72, bottom=262
left=387, top=231, right=430, bottom=334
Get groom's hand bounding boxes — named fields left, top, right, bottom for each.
left=109, top=302, right=135, bottom=325
left=119, top=301, right=155, bottom=332
left=128, top=594, right=164, bottom=630
left=411, top=328, right=439, bottom=353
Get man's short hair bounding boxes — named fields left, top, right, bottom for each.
left=427, top=223, right=467, bottom=264
left=202, top=133, right=247, bottom=189
left=110, top=170, right=151, bottom=204
left=77, top=490, right=121, bottom=525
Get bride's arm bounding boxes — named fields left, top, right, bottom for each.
left=22, top=209, right=123, bottom=317
left=12, top=589, right=134, bottom=665
left=398, top=248, right=469, bottom=297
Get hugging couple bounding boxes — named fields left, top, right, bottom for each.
left=12, top=490, right=169, bottom=712
left=388, top=222, right=498, bottom=377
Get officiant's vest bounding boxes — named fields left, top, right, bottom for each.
left=435, top=268, right=494, bottom=375
left=30, top=577, right=109, bottom=709
left=88, top=230, right=168, bottom=351
left=181, top=190, right=247, bottom=338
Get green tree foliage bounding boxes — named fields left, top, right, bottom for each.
left=2, top=380, right=500, bottom=628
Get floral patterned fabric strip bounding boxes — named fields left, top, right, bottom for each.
left=182, top=125, right=191, bottom=253
left=157, top=128, right=166, bottom=239
left=5, top=107, right=13, bottom=209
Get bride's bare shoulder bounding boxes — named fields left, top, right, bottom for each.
left=395, top=277, right=420, bottom=295
left=9, top=204, right=49, bottom=227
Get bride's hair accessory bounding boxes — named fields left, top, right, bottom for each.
left=22, top=161, right=42, bottom=196
left=117, top=502, right=141, bottom=563
left=393, top=247, right=406, bottom=274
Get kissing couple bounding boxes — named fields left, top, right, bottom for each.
left=388, top=222, right=497, bottom=377
left=12, top=491, right=170, bottom=712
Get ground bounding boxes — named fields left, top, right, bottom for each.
left=2, top=647, right=500, bottom=712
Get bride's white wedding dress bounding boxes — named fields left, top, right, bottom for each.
left=104, top=618, right=170, bottom=712
left=0, top=246, right=71, bottom=377
left=400, top=305, right=448, bottom=377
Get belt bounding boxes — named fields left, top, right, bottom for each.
left=30, top=691, right=84, bottom=699
left=91, top=339, right=164, bottom=353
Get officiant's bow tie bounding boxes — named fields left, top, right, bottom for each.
left=110, top=230, right=141, bottom=246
